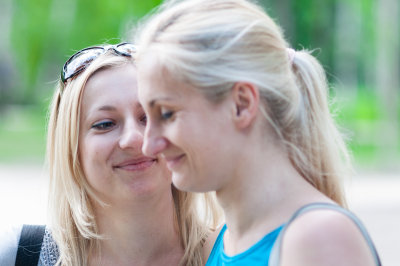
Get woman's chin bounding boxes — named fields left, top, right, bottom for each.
left=172, top=172, right=211, bottom=193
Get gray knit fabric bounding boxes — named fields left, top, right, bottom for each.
left=38, top=228, right=59, bottom=266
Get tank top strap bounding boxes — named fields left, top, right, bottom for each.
left=268, top=202, right=381, bottom=266
left=205, top=224, right=227, bottom=266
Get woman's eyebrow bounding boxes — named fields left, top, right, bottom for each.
left=97, top=105, right=117, bottom=111
left=149, top=97, right=173, bottom=108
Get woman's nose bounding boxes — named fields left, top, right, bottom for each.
left=142, top=125, right=168, bottom=157
left=119, top=122, right=143, bottom=150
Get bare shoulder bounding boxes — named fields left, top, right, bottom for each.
left=202, top=225, right=224, bottom=264
left=280, top=209, right=376, bottom=266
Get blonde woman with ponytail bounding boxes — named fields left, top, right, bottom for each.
left=134, top=0, right=381, bottom=265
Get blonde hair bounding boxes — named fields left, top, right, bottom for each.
left=136, top=0, right=351, bottom=206
left=46, top=50, right=222, bottom=266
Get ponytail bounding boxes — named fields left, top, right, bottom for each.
left=285, top=50, right=351, bottom=206
left=135, top=0, right=352, bottom=207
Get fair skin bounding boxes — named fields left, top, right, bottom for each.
left=138, top=56, right=375, bottom=265
left=78, top=63, right=183, bottom=266
left=138, top=66, right=235, bottom=193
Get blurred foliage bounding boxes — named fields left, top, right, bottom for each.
left=336, top=90, right=383, bottom=165
left=1, top=0, right=399, bottom=168
left=8, top=0, right=162, bottom=103
left=260, top=0, right=336, bottom=72
left=0, top=105, right=47, bottom=163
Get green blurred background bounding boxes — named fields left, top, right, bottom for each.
left=0, top=0, right=399, bottom=171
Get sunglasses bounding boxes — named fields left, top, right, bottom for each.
left=61, top=42, right=136, bottom=83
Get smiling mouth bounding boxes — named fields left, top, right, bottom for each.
left=164, top=154, right=185, bottom=170
left=114, top=159, right=157, bottom=171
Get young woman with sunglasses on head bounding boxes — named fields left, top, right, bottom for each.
left=0, top=43, right=221, bottom=266
left=135, top=0, right=381, bottom=265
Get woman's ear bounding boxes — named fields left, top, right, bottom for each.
left=231, top=82, right=259, bottom=129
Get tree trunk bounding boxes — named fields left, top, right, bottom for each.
left=376, top=0, right=399, bottom=168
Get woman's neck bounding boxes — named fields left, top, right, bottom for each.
left=216, top=140, right=328, bottom=255
left=90, top=189, right=184, bottom=266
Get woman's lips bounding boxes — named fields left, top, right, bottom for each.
left=164, top=154, right=185, bottom=170
left=114, top=158, right=156, bottom=171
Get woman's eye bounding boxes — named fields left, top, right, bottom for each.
left=139, top=113, right=147, bottom=125
left=160, top=109, right=174, bottom=120
left=91, top=121, right=115, bottom=130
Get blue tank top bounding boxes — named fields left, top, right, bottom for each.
left=206, top=224, right=284, bottom=266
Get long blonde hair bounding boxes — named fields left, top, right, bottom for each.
left=136, top=0, right=351, bottom=206
left=46, top=50, right=222, bottom=266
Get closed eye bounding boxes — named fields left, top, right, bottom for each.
left=91, top=120, right=115, bottom=130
